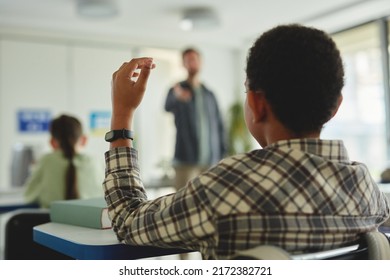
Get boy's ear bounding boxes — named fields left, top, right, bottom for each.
left=247, top=90, right=267, bottom=123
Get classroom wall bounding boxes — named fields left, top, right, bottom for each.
left=0, top=34, right=239, bottom=189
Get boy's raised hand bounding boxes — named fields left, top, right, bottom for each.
left=111, top=57, right=156, bottom=118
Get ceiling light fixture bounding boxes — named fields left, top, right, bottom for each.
left=180, top=7, right=220, bottom=31
left=77, top=0, right=119, bottom=18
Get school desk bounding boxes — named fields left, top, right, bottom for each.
left=33, top=222, right=191, bottom=260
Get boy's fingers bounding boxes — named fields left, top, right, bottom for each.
left=135, top=59, right=155, bottom=91
left=115, top=57, right=154, bottom=81
left=116, top=61, right=138, bottom=80
left=112, top=58, right=155, bottom=93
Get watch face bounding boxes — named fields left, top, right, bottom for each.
left=105, top=131, right=114, bottom=141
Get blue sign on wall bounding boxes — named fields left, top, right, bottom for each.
left=90, top=111, right=111, bottom=136
left=18, top=110, right=51, bottom=133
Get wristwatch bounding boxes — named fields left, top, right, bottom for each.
left=105, top=129, right=134, bottom=142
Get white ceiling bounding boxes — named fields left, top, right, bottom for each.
left=0, top=0, right=390, bottom=49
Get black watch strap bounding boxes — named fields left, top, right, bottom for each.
left=105, top=129, right=134, bottom=142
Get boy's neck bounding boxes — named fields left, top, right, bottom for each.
left=261, top=119, right=320, bottom=147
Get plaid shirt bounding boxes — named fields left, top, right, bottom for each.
left=103, top=139, right=390, bottom=259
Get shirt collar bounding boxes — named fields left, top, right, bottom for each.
left=266, top=138, right=350, bottom=164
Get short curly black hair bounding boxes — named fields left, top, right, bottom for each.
left=246, top=24, right=344, bottom=134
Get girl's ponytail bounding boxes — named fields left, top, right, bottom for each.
left=50, top=115, right=83, bottom=199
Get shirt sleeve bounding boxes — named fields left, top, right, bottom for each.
left=164, top=88, right=176, bottom=112
left=77, top=154, right=105, bottom=199
left=103, top=147, right=215, bottom=251
left=23, top=159, right=45, bottom=204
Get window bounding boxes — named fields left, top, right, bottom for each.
left=322, top=22, right=387, bottom=180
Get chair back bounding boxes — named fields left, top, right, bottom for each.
left=365, top=231, right=390, bottom=260
left=232, top=231, right=390, bottom=260
left=2, top=209, right=71, bottom=259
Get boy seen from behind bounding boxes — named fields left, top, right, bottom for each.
left=103, top=24, right=390, bottom=260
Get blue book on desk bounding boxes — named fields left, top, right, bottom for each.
left=50, top=197, right=111, bottom=229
